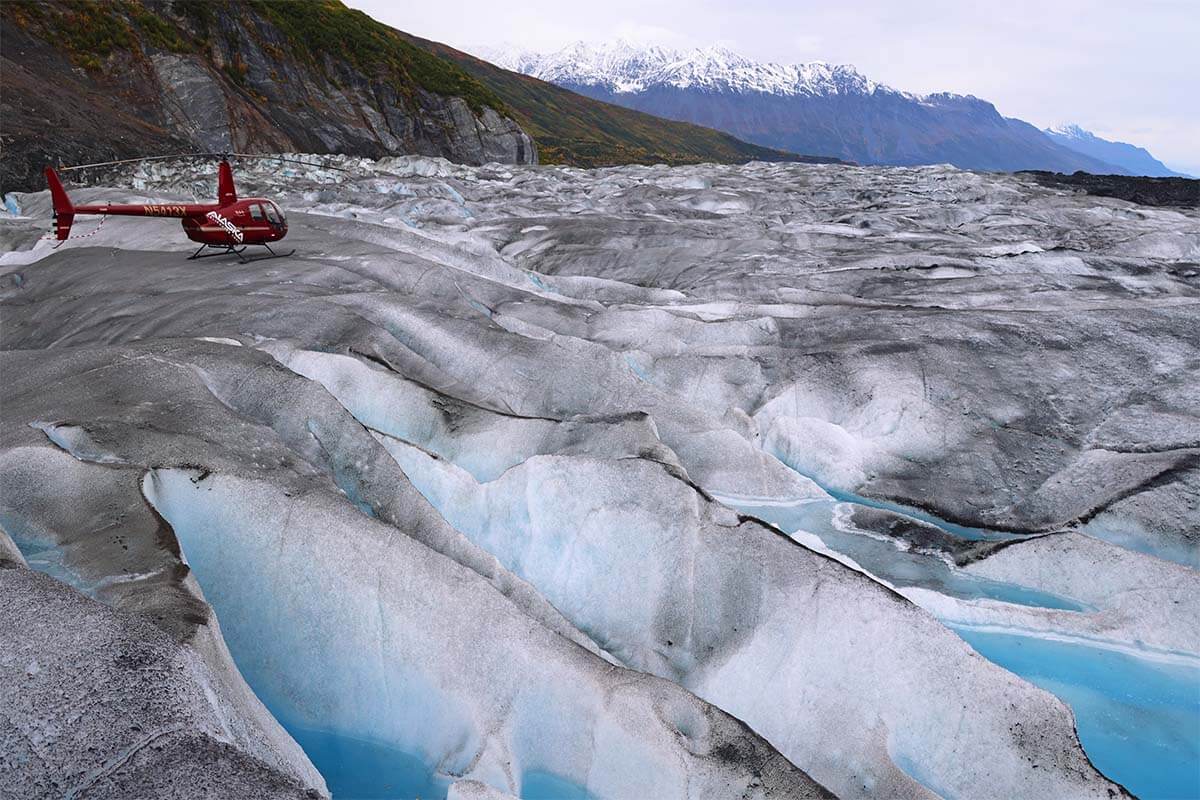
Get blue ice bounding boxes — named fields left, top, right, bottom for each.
left=520, top=771, right=594, bottom=800
left=285, top=724, right=449, bottom=800
left=729, top=498, right=1086, bottom=610
left=1082, top=519, right=1200, bottom=571
left=951, top=625, right=1200, bottom=800
left=9, top=534, right=98, bottom=598
left=177, top=559, right=459, bottom=800
left=9, top=535, right=451, bottom=799
left=11, top=536, right=74, bottom=587
left=764, top=456, right=1008, bottom=541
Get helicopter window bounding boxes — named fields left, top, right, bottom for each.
left=264, top=203, right=281, bottom=224
left=249, top=204, right=264, bottom=220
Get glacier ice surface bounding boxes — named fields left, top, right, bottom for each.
left=3, top=153, right=1197, bottom=798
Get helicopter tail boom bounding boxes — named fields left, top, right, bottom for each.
left=44, top=166, right=75, bottom=241
left=43, top=162, right=227, bottom=236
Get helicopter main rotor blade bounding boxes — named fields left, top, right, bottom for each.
left=57, top=153, right=352, bottom=172
left=57, top=154, right=217, bottom=171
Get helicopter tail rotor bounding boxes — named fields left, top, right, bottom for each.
left=44, top=165, right=75, bottom=241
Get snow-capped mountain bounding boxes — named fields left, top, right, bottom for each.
left=484, top=40, right=878, bottom=97
left=481, top=41, right=1134, bottom=174
left=484, top=40, right=880, bottom=97
left=1045, top=124, right=1186, bottom=177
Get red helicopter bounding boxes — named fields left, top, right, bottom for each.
left=44, top=155, right=294, bottom=263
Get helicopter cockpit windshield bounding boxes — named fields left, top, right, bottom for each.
left=263, top=201, right=285, bottom=225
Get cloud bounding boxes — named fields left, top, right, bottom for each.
left=789, top=34, right=825, bottom=59
left=611, top=22, right=696, bottom=48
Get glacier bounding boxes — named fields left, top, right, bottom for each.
left=1, top=154, right=1197, bottom=799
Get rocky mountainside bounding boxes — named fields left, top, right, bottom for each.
left=0, top=0, right=537, bottom=193
left=488, top=41, right=1140, bottom=174
left=1045, top=124, right=1187, bottom=177
left=0, top=3, right=835, bottom=194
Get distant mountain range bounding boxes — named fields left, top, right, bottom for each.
left=1043, top=124, right=1186, bottom=177
left=484, top=41, right=1182, bottom=177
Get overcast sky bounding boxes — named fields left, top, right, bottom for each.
left=349, top=0, right=1199, bottom=174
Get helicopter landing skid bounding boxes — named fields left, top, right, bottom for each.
left=188, top=243, right=295, bottom=263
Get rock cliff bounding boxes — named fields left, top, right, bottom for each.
left=0, top=0, right=535, bottom=192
